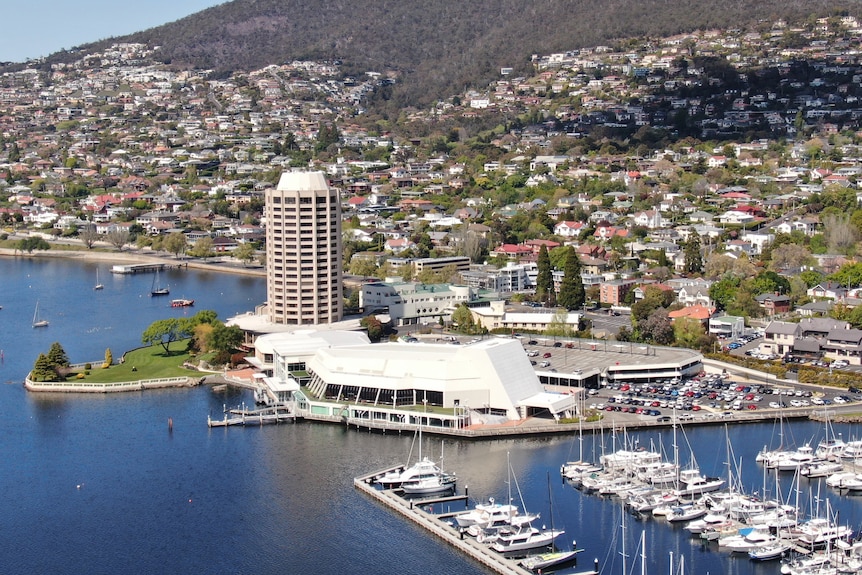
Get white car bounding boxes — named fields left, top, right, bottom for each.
left=768, top=401, right=781, bottom=409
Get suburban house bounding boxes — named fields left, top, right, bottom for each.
left=554, top=220, right=585, bottom=238
left=823, top=329, right=862, bottom=365
left=760, top=321, right=800, bottom=357
left=755, top=293, right=792, bottom=316
left=667, top=304, right=714, bottom=326
left=808, top=282, right=850, bottom=301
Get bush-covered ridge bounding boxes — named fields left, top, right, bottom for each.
left=42, top=0, right=862, bottom=108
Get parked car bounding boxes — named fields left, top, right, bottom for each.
left=543, top=352, right=552, bottom=358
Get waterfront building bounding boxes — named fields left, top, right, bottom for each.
left=360, top=281, right=482, bottom=327
left=247, top=331, right=576, bottom=425
left=265, top=171, right=342, bottom=325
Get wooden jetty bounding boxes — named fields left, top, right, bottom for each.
left=354, top=469, right=595, bottom=575
left=207, top=406, right=295, bottom=428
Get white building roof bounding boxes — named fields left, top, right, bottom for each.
left=256, top=329, right=370, bottom=358
left=276, top=170, right=329, bottom=191
left=306, top=338, right=544, bottom=419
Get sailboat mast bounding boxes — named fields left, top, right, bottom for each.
left=640, top=531, right=646, bottom=575
left=620, top=504, right=627, bottom=575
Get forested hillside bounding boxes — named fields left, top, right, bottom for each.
left=45, top=0, right=862, bottom=109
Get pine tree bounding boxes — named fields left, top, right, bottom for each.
left=46, top=342, right=70, bottom=369
left=684, top=234, right=703, bottom=275
left=535, top=245, right=553, bottom=304
left=31, top=353, right=58, bottom=382
left=103, top=348, right=113, bottom=369
left=557, top=246, right=586, bottom=310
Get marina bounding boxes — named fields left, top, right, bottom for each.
left=355, top=469, right=593, bottom=575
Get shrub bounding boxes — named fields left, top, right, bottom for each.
left=76, top=373, right=85, bottom=379
left=84, top=370, right=90, bottom=375
left=84, top=363, right=92, bottom=370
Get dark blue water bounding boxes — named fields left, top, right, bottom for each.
left=2, top=257, right=862, bottom=575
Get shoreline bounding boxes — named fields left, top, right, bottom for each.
left=0, top=246, right=266, bottom=277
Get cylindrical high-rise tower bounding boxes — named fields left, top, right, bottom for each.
left=265, top=171, right=342, bottom=325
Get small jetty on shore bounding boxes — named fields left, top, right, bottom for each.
left=207, top=405, right=296, bottom=427
left=111, top=263, right=186, bottom=274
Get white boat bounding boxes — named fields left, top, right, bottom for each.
left=32, top=300, right=48, bottom=328
left=768, top=444, right=817, bottom=471
left=749, top=542, right=791, bottom=561
left=666, top=503, right=708, bottom=523
left=685, top=512, right=729, bottom=534
left=560, top=460, right=602, bottom=483
left=839, top=440, right=862, bottom=466
left=826, top=471, right=858, bottom=489
left=796, top=516, right=853, bottom=548
left=401, top=471, right=456, bottom=495
left=455, top=498, right=520, bottom=528
left=94, top=268, right=104, bottom=290
left=815, top=436, right=847, bottom=462
left=376, top=456, right=443, bottom=488
left=719, top=526, right=779, bottom=553
left=520, top=547, right=582, bottom=571
left=377, top=428, right=454, bottom=494
left=628, top=490, right=678, bottom=513
left=801, top=461, right=843, bottom=478
left=673, top=468, right=725, bottom=497
left=491, top=524, right=565, bottom=554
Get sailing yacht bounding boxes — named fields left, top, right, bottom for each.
left=94, top=268, right=104, bottom=290
left=150, top=269, right=170, bottom=296
left=32, top=301, right=48, bottom=328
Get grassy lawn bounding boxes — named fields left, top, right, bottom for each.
left=73, top=343, right=201, bottom=383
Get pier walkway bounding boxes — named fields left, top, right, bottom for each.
left=354, top=472, right=533, bottom=575
left=207, top=406, right=296, bottom=427
left=111, top=262, right=186, bottom=274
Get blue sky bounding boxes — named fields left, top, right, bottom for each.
left=2, top=1, right=226, bottom=63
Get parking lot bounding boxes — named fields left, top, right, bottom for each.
left=578, top=374, right=862, bottom=428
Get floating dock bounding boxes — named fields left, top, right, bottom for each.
left=207, top=406, right=296, bottom=427
left=111, top=263, right=186, bottom=274
left=354, top=470, right=595, bottom=575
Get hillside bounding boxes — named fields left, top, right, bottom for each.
left=45, top=0, right=862, bottom=109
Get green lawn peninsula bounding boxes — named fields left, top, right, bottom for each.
left=74, top=343, right=201, bottom=383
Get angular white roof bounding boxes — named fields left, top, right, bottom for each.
left=306, top=338, right=544, bottom=419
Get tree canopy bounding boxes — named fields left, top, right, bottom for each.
left=557, top=246, right=585, bottom=311
left=142, top=318, right=194, bottom=354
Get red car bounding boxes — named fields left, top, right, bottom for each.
left=543, top=352, right=552, bottom=358
left=747, top=404, right=757, bottom=410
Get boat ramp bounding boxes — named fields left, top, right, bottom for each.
left=354, top=468, right=598, bottom=575
left=207, top=406, right=296, bottom=427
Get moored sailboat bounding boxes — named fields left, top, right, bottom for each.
left=32, top=300, right=48, bottom=328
